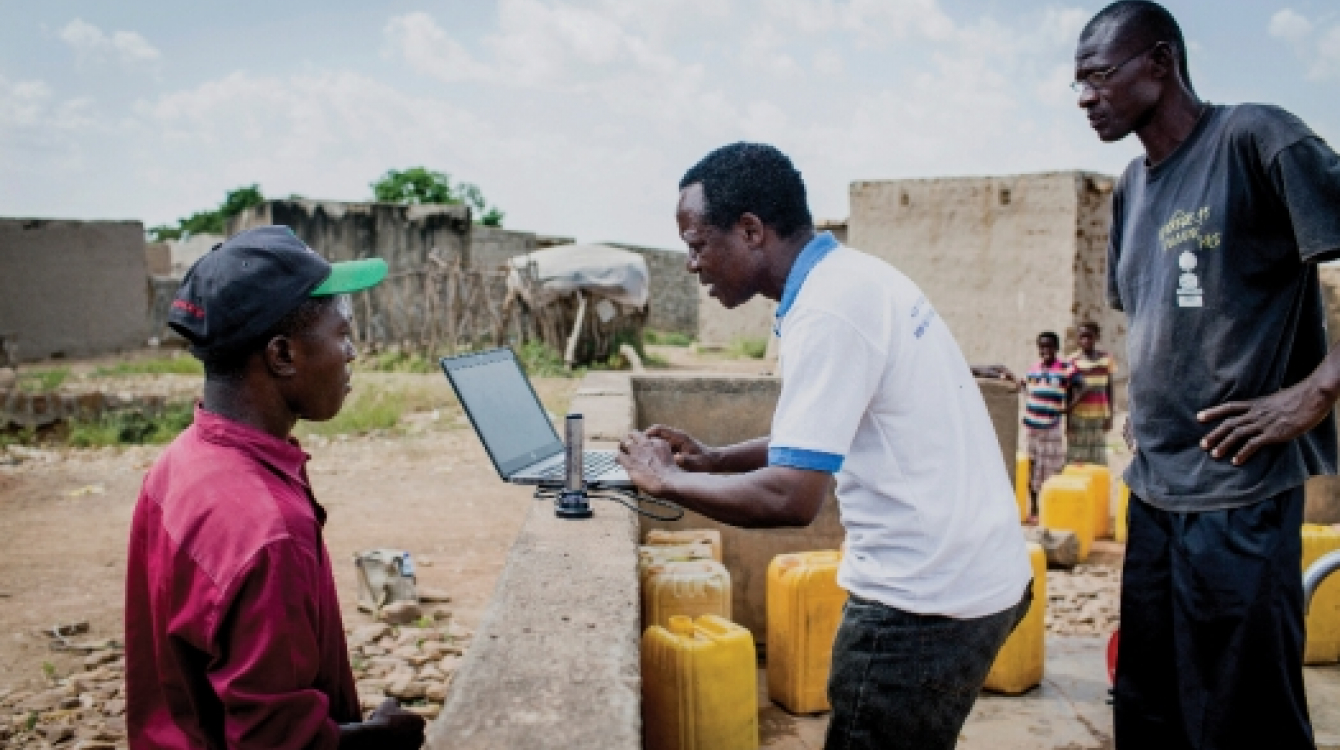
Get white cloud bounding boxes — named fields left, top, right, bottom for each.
left=1266, top=9, right=1340, bottom=81
left=1312, top=25, right=1340, bottom=80
left=59, top=18, right=160, bottom=64
left=1269, top=9, right=1313, bottom=45
left=760, top=0, right=956, bottom=43
left=383, top=12, right=491, bottom=83
left=813, top=49, right=845, bottom=75
left=0, top=75, right=51, bottom=128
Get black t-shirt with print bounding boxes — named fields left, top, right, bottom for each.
left=1109, top=103, right=1340, bottom=511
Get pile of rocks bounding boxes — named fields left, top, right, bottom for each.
left=348, top=618, right=472, bottom=721
left=1, top=639, right=128, bottom=749
left=0, top=614, right=471, bottom=747
left=1045, top=564, right=1122, bottom=637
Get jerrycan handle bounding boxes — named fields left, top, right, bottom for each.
left=693, top=615, right=735, bottom=641
left=668, top=615, right=695, bottom=637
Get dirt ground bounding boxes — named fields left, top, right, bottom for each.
left=0, top=372, right=587, bottom=700
left=0, top=343, right=769, bottom=698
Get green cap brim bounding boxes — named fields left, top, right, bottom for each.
left=311, top=258, right=388, bottom=296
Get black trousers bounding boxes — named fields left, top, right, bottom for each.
left=1116, top=487, right=1313, bottom=750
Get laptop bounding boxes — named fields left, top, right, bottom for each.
left=440, top=348, right=633, bottom=488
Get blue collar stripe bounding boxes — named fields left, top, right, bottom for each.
left=776, top=231, right=840, bottom=323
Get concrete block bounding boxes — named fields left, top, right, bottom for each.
left=144, top=242, right=172, bottom=276
left=0, top=218, right=149, bottom=362
left=697, top=290, right=775, bottom=348
left=1023, top=526, right=1079, bottom=569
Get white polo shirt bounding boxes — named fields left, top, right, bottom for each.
left=770, top=232, right=1031, bottom=619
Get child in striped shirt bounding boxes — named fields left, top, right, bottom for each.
left=1067, top=322, right=1115, bottom=465
left=1023, top=331, right=1083, bottom=518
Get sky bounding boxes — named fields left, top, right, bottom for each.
left=3, top=0, right=1339, bottom=248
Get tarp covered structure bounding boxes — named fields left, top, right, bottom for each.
left=505, top=244, right=649, bottom=310
left=504, top=244, right=649, bottom=366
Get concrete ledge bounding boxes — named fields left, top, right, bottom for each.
left=429, top=373, right=641, bottom=750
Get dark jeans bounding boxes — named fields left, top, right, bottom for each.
left=1116, top=488, right=1313, bottom=750
left=823, top=586, right=1031, bottom=750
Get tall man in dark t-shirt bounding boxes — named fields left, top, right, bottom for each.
left=1076, top=2, right=1340, bottom=748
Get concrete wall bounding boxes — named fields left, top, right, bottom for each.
left=144, top=242, right=171, bottom=276
left=848, top=172, right=1126, bottom=405
left=698, top=292, right=776, bottom=348
left=816, top=218, right=848, bottom=245
left=469, top=225, right=537, bottom=273
left=229, top=200, right=470, bottom=270
left=0, top=219, right=148, bottom=362
left=167, top=233, right=225, bottom=276
left=605, top=243, right=698, bottom=336
left=228, top=200, right=472, bottom=344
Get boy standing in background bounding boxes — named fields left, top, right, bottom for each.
left=1068, top=322, right=1116, bottom=465
left=1023, top=331, right=1084, bottom=518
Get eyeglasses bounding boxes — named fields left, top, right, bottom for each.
left=1071, top=42, right=1163, bottom=94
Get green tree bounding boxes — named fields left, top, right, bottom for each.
left=370, top=167, right=506, bottom=227
left=148, top=185, right=265, bottom=242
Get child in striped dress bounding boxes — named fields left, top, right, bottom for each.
left=1066, top=322, right=1115, bottom=465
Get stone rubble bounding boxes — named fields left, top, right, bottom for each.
left=1, top=636, right=129, bottom=750
left=350, top=615, right=472, bottom=721
left=1, top=612, right=471, bottom=747
left=1045, top=563, right=1122, bottom=637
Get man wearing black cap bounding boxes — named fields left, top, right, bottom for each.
left=124, top=226, right=425, bottom=749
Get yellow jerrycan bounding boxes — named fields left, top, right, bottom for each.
left=643, top=615, right=759, bottom=750
left=643, top=560, right=733, bottom=630
left=984, top=543, right=1046, bottom=694
left=1303, top=524, right=1340, bottom=664
left=639, top=543, right=716, bottom=580
left=646, top=529, right=724, bottom=563
left=766, top=550, right=846, bottom=714
left=1115, top=481, right=1131, bottom=544
left=1014, top=453, right=1031, bottom=523
left=1039, top=475, right=1095, bottom=561
left=1063, top=463, right=1113, bottom=539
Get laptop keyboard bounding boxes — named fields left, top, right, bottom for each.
left=537, top=451, right=620, bottom=479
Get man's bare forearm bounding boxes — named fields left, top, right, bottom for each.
left=660, top=465, right=830, bottom=528
left=706, top=436, right=771, bottom=473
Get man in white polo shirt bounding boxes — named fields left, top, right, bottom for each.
left=617, top=142, right=1032, bottom=750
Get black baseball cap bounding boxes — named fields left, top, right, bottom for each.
left=168, top=225, right=387, bottom=358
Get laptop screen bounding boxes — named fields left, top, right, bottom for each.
left=441, top=349, right=564, bottom=478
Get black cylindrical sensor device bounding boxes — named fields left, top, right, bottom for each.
left=555, top=413, right=592, bottom=519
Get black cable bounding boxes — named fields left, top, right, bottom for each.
left=531, top=485, right=685, bottom=521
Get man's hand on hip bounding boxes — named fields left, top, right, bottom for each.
left=1198, top=378, right=1334, bottom=465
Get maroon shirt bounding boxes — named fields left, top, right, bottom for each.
left=125, top=406, right=359, bottom=749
